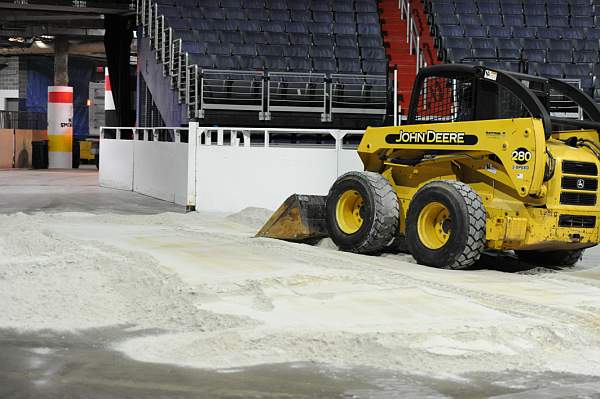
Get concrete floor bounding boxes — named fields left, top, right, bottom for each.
left=1, top=170, right=600, bottom=398
left=0, top=168, right=183, bottom=214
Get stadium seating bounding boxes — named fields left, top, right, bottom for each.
left=426, top=0, right=600, bottom=99
left=140, top=0, right=388, bottom=124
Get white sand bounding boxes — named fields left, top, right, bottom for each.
left=2, top=209, right=600, bottom=377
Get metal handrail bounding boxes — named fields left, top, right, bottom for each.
left=399, top=0, right=426, bottom=73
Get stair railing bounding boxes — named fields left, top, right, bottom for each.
left=398, top=0, right=425, bottom=73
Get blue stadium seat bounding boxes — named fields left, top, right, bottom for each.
left=242, top=0, right=266, bottom=9
left=546, top=49, right=573, bottom=63
left=232, top=44, right=256, bottom=56
left=310, top=45, right=335, bottom=58
left=574, top=40, right=599, bottom=51
left=536, top=62, right=564, bottom=78
left=287, top=0, right=309, bottom=10
left=264, top=56, right=287, bottom=70
left=547, top=17, right=569, bottom=28
left=492, top=26, right=512, bottom=38
left=446, top=47, right=472, bottom=62
left=435, top=14, right=459, bottom=25
left=548, top=39, right=572, bottom=50
left=524, top=5, right=546, bottom=16
left=480, top=14, right=502, bottom=26
left=336, top=46, right=360, bottom=59
left=512, top=26, right=536, bottom=38
left=563, top=29, right=585, bottom=40
left=455, top=2, right=477, bottom=14
left=291, top=10, right=312, bottom=22
left=196, top=31, right=219, bottom=43
left=268, top=9, right=290, bottom=21
left=312, top=57, right=337, bottom=73
left=334, top=23, right=357, bottom=35
left=547, top=4, right=569, bottom=16
left=267, top=32, right=289, bottom=45
left=572, top=16, right=594, bottom=28
left=358, top=34, right=382, bottom=47
left=437, top=25, right=464, bottom=38
left=478, top=1, right=500, bottom=14
left=495, top=38, right=522, bottom=50
left=497, top=48, right=521, bottom=59
left=522, top=49, right=546, bottom=62
left=220, top=31, right=244, bottom=44
left=189, top=54, right=214, bottom=69
left=335, top=12, right=355, bottom=23
left=310, top=0, right=331, bottom=11
left=572, top=5, right=593, bottom=16
left=501, top=3, right=522, bottom=15
left=444, top=37, right=471, bottom=49
left=358, top=24, right=381, bottom=35
left=458, top=14, right=481, bottom=26
left=430, top=2, right=454, bottom=14
left=283, top=45, right=309, bottom=57
left=208, top=42, right=232, bottom=56
left=523, top=39, right=547, bottom=49
left=247, top=8, right=269, bottom=20
left=585, top=28, right=600, bottom=40
left=355, top=2, right=378, bottom=13
left=463, top=25, right=487, bottom=37
left=308, top=23, right=332, bottom=34
left=472, top=47, right=497, bottom=58
left=221, top=0, right=242, bottom=7
left=266, top=0, right=287, bottom=9
left=243, top=31, right=268, bottom=44
left=224, top=8, right=246, bottom=20
left=536, top=28, right=564, bottom=40
left=362, top=60, right=388, bottom=74
left=286, top=22, right=309, bottom=33
left=525, top=15, right=547, bottom=28
left=360, top=47, right=386, bottom=60
left=262, top=21, right=286, bottom=32
left=332, top=0, right=354, bottom=12
left=286, top=57, right=311, bottom=72
left=257, top=44, right=284, bottom=56
left=574, top=50, right=598, bottom=63
left=181, top=41, right=206, bottom=54
left=338, top=58, right=362, bottom=73
left=313, top=34, right=334, bottom=46
left=238, top=21, right=261, bottom=32
left=222, top=20, right=242, bottom=31
left=289, top=32, right=311, bottom=44
left=471, top=37, right=496, bottom=49
left=201, top=7, right=225, bottom=19
left=214, top=55, right=236, bottom=69
left=336, top=34, right=359, bottom=47
left=503, top=14, right=524, bottom=26
left=313, top=12, right=334, bottom=23
left=357, top=13, right=379, bottom=25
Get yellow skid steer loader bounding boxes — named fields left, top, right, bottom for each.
left=257, top=64, right=600, bottom=269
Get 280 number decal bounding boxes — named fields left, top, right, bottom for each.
left=512, top=148, right=532, bottom=165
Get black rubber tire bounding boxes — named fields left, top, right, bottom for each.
left=515, top=249, right=584, bottom=267
left=326, top=171, right=400, bottom=254
left=405, top=180, right=486, bottom=269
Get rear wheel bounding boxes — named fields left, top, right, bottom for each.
left=326, top=171, right=400, bottom=254
left=515, top=249, right=584, bottom=267
left=406, top=181, right=486, bottom=269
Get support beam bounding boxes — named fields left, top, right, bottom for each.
left=54, top=37, right=69, bottom=86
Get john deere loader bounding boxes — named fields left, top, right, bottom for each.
left=257, top=64, right=600, bottom=269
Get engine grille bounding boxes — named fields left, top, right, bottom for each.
left=558, top=215, right=597, bottom=228
left=561, top=176, right=598, bottom=191
left=560, top=192, right=597, bottom=206
left=562, top=161, right=598, bottom=176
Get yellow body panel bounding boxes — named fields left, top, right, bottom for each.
left=80, top=141, right=94, bottom=161
left=358, top=118, right=600, bottom=251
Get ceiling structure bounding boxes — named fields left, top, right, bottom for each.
left=0, top=1, right=135, bottom=58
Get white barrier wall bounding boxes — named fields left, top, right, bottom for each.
left=99, top=128, right=189, bottom=206
left=99, top=126, right=364, bottom=212
left=134, top=141, right=188, bottom=204
left=99, top=139, right=134, bottom=191
left=194, top=128, right=363, bottom=213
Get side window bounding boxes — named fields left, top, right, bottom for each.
left=414, top=75, right=474, bottom=123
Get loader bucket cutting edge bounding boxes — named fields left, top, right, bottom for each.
left=255, top=194, right=329, bottom=243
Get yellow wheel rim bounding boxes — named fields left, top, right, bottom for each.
left=417, top=202, right=451, bottom=250
left=335, top=189, right=365, bottom=234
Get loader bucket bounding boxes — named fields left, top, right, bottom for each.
left=255, top=194, right=328, bottom=243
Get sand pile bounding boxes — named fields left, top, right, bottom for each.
left=2, top=210, right=600, bottom=378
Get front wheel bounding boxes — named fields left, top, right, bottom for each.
left=515, top=249, right=584, bottom=267
left=326, top=171, right=400, bottom=254
left=405, top=180, right=486, bottom=269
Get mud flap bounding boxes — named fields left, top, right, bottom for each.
left=255, top=194, right=329, bottom=244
